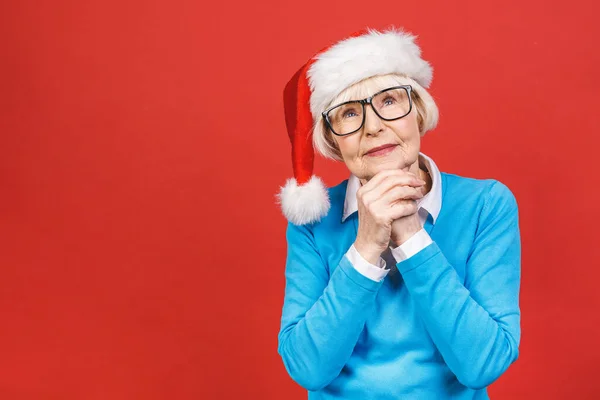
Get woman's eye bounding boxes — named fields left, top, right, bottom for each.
left=383, top=97, right=396, bottom=106
left=343, top=110, right=358, bottom=118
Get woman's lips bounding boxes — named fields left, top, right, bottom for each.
left=365, top=144, right=398, bottom=157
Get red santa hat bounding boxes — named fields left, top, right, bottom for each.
left=277, top=26, right=433, bottom=225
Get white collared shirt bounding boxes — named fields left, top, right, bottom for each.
left=344, top=152, right=443, bottom=282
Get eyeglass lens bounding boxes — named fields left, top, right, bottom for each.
left=327, top=87, right=411, bottom=135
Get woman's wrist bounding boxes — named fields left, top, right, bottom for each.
left=390, top=215, right=423, bottom=247
left=353, top=240, right=383, bottom=265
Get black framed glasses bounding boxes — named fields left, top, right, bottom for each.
left=322, top=85, right=414, bottom=136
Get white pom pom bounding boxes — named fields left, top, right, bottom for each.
left=276, top=176, right=331, bottom=225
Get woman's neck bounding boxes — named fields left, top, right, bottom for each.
left=418, top=165, right=432, bottom=196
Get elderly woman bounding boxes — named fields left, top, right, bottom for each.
left=276, top=27, right=521, bottom=399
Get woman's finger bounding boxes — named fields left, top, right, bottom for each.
left=385, top=199, right=419, bottom=220
left=361, top=173, right=424, bottom=205
left=360, top=169, right=422, bottom=197
left=377, top=185, right=423, bottom=207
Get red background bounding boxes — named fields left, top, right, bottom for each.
left=1, top=0, right=599, bottom=398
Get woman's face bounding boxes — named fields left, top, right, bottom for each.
left=329, top=85, right=421, bottom=183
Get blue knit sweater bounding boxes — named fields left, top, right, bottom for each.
left=277, top=172, right=521, bottom=399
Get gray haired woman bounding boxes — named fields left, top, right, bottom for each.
left=276, top=27, right=521, bottom=400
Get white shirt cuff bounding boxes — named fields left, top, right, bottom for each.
left=346, top=244, right=389, bottom=282
left=390, top=228, right=433, bottom=263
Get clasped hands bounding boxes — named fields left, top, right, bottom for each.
left=353, top=168, right=426, bottom=265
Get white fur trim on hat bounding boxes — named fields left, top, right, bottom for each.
left=277, top=175, right=330, bottom=225
left=307, top=28, right=433, bottom=120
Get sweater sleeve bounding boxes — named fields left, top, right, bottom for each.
left=396, top=180, right=521, bottom=390
left=277, top=221, right=385, bottom=391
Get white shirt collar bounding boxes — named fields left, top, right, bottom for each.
left=342, top=152, right=443, bottom=223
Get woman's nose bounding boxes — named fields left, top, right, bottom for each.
left=363, top=104, right=383, bottom=136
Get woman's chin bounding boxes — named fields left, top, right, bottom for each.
left=368, top=159, right=406, bottom=174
